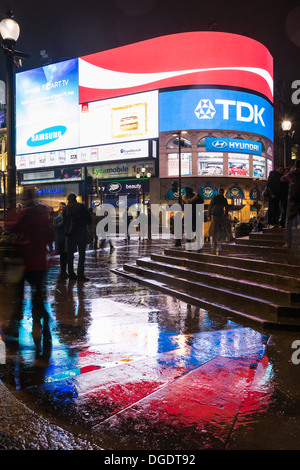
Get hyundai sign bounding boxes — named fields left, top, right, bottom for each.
left=159, top=89, right=273, bottom=141
left=206, top=137, right=262, bottom=155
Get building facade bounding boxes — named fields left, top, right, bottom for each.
left=13, top=32, right=273, bottom=220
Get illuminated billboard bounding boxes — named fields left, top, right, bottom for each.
left=16, top=58, right=79, bottom=155
left=79, top=90, right=158, bottom=147
left=159, top=89, right=273, bottom=140
left=78, top=31, right=273, bottom=103
left=15, top=32, right=273, bottom=171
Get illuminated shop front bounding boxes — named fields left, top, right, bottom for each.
left=14, top=32, right=273, bottom=219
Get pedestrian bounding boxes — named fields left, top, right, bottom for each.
left=6, top=188, right=53, bottom=346
left=279, top=167, right=290, bottom=228
left=63, top=193, right=92, bottom=281
left=53, top=202, right=68, bottom=279
left=182, top=187, right=204, bottom=244
left=89, top=207, right=100, bottom=250
left=99, top=211, right=115, bottom=252
left=280, top=160, right=300, bottom=248
left=208, top=188, right=233, bottom=253
left=266, top=166, right=283, bottom=228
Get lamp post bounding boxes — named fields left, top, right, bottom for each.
left=0, top=11, right=28, bottom=210
left=136, top=167, right=151, bottom=207
left=0, top=11, right=20, bottom=210
left=281, top=119, right=292, bottom=168
left=172, top=131, right=187, bottom=205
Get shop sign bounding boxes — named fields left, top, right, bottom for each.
left=249, top=188, right=261, bottom=200
left=198, top=186, right=218, bottom=199
left=37, top=187, right=64, bottom=195
left=165, top=187, right=186, bottom=200
left=226, top=186, right=245, bottom=199
left=206, top=137, right=262, bottom=155
left=21, top=166, right=83, bottom=184
left=88, top=160, right=155, bottom=180
left=100, top=179, right=149, bottom=195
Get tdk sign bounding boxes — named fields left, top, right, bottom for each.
left=194, top=99, right=265, bottom=127
left=27, top=125, right=67, bottom=147
left=206, top=137, right=262, bottom=155
left=159, top=89, right=273, bottom=141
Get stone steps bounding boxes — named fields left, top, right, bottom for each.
left=112, top=230, right=300, bottom=330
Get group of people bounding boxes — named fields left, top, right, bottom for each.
left=2, top=190, right=94, bottom=347
left=173, top=186, right=233, bottom=253
left=266, top=160, right=300, bottom=248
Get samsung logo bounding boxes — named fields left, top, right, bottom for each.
left=27, top=126, right=67, bottom=147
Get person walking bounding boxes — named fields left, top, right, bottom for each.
left=266, top=166, right=283, bottom=228
left=280, top=160, right=300, bottom=248
left=182, top=187, right=204, bottom=246
left=63, top=193, right=92, bottom=281
left=7, top=188, right=53, bottom=346
left=54, top=202, right=68, bottom=279
left=208, top=188, right=233, bottom=253
left=279, top=167, right=290, bottom=228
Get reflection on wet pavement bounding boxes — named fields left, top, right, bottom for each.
left=0, top=238, right=297, bottom=449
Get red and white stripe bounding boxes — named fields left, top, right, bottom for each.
left=79, top=32, right=273, bottom=103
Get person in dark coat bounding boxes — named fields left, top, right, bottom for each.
left=280, top=160, right=300, bottom=248
left=279, top=167, right=290, bottom=228
left=54, top=202, right=68, bottom=279
left=63, top=193, right=92, bottom=281
left=208, top=188, right=233, bottom=252
left=7, top=188, right=53, bottom=346
left=266, top=166, right=283, bottom=227
left=182, top=187, right=204, bottom=243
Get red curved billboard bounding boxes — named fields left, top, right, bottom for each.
left=79, top=32, right=273, bottom=103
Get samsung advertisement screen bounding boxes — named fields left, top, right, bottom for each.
left=16, top=58, right=79, bottom=156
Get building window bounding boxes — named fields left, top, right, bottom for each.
left=167, top=153, right=192, bottom=176
left=228, top=153, right=249, bottom=176
left=166, top=136, right=191, bottom=149
left=267, top=159, right=273, bottom=175
left=198, top=152, right=223, bottom=175
left=253, top=155, right=266, bottom=179
left=197, top=137, right=206, bottom=148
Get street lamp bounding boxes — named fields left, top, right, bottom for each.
left=0, top=10, right=28, bottom=210
left=172, top=131, right=187, bottom=205
left=136, top=167, right=151, bottom=206
left=281, top=119, right=292, bottom=168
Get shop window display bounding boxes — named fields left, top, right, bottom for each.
left=198, top=152, right=223, bottom=175
left=228, top=153, right=249, bottom=176
left=253, top=155, right=266, bottom=178
left=168, top=153, right=192, bottom=176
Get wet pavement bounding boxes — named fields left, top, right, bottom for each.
left=0, top=236, right=300, bottom=451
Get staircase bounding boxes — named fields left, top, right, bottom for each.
left=113, top=228, right=300, bottom=330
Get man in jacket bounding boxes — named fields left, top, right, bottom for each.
left=280, top=160, right=300, bottom=248
left=208, top=188, right=233, bottom=252
left=6, top=188, right=53, bottom=346
left=63, top=193, right=92, bottom=281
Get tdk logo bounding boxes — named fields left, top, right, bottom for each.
left=27, top=125, right=67, bottom=147
left=194, top=99, right=216, bottom=119
left=195, top=99, right=265, bottom=127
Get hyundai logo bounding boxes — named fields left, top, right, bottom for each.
left=212, top=140, right=227, bottom=149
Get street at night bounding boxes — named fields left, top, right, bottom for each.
left=1, top=0, right=300, bottom=456
left=0, top=237, right=300, bottom=451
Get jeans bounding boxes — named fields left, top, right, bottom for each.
left=67, top=237, right=86, bottom=277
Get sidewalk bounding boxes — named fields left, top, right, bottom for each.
left=0, top=236, right=300, bottom=451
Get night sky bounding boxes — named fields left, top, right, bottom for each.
left=1, top=0, right=300, bottom=143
